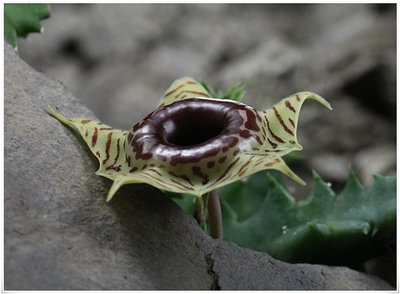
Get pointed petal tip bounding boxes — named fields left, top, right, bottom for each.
left=285, top=170, right=306, bottom=186
left=298, top=91, right=332, bottom=111
left=323, top=101, right=333, bottom=111
left=106, top=191, right=114, bottom=202
left=46, top=106, right=72, bottom=126
left=287, top=167, right=306, bottom=186
left=308, top=92, right=332, bottom=110
left=295, top=176, right=306, bottom=186
left=46, top=105, right=55, bottom=113
left=285, top=167, right=306, bottom=186
left=294, top=143, right=303, bottom=151
left=107, top=180, right=123, bottom=202
left=46, top=106, right=58, bottom=117
left=105, top=176, right=144, bottom=202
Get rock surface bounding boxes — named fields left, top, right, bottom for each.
left=5, top=41, right=393, bottom=289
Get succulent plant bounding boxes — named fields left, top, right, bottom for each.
left=48, top=77, right=332, bottom=239
left=48, top=77, right=331, bottom=202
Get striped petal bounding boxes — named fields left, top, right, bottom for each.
left=259, top=92, right=332, bottom=153
left=158, top=76, right=210, bottom=107
left=48, top=78, right=331, bottom=201
left=47, top=108, right=130, bottom=179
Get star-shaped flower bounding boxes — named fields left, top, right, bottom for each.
left=48, top=77, right=331, bottom=202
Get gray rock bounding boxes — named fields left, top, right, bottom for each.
left=5, top=43, right=392, bottom=290
left=354, top=144, right=396, bottom=185
left=212, top=241, right=392, bottom=290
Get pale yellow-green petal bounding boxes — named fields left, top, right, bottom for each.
left=258, top=91, right=332, bottom=153
left=47, top=107, right=130, bottom=179
left=158, top=76, right=210, bottom=107
left=48, top=80, right=331, bottom=201
left=267, top=157, right=305, bottom=185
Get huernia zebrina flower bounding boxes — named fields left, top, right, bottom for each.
left=48, top=77, right=331, bottom=201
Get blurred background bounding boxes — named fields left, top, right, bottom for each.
left=18, top=4, right=396, bottom=195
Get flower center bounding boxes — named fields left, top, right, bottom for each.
left=163, top=106, right=226, bottom=147
left=127, top=98, right=249, bottom=164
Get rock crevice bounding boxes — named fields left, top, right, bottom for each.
left=205, top=253, right=221, bottom=290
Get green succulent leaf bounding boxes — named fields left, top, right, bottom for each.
left=4, top=4, right=50, bottom=48
left=221, top=170, right=396, bottom=265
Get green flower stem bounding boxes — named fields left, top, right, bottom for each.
left=194, top=196, right=204, bottom=226
left=208, top=190, right=223, bottom=239
left=202, top=193, right=209, bottom=232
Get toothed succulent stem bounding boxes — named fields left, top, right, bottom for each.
left=208, top=190, right=223, bottom=239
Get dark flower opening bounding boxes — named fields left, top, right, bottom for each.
left=130, top=98, right=246, bottom=164
left=163, top=105, right=226, bottom=147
